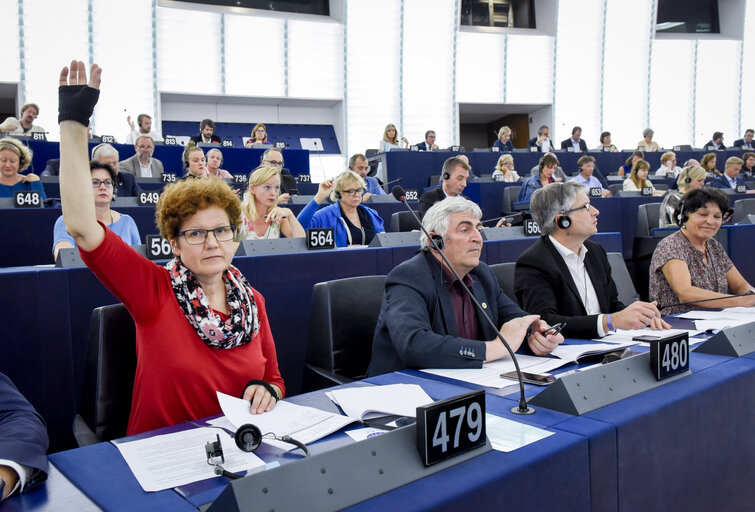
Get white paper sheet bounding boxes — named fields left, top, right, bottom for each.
left=344, top=427, right=389, bottom=442
left=599, top=328, right=701, bottom=344
left=485, top=413, right=554, bottom=452
left=327, top=384, right=433, bottom=419
left=549, top=340, right=639, bottom=361
left=420, top=354, right=569, bottom=389
left=217, top=392, right=357, bottom=451
left=113, top=427, right=266, bottom=492
left=693, top=318, right=749, bottom=331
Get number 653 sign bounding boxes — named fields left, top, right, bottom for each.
left=416, top=390, right=486, bottom=466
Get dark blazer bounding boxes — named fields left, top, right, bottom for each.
left=418, top=186, right=447, bottom=218
left=415, top=141, right=435, bottom=151
left=368, top=251, right=527, bottom=376
left=0, top=372, right=49, bottom=493
left=560, top=138, right=588, bottom=152
left=515, top=237, right=625, bottom=340
left=703, top=140, right=725, bottom=151
left=492, top=139, right=514, bottom=152
left=710, top=174, right=747, bottom=189
left=115, top=171, right=142, bottom=198
left=189, top=134, right=221, bottom=144
left=732, top=138, right=754, bottom=150
left=527, top=137, right=555, bottom=151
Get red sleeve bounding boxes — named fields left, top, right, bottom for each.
left=79, top=222, right=172, bottom=324
left=253, top=290, right=286, bottom=398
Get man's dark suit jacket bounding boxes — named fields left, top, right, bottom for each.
left=115, top=171, right=142, bottom=198
left=703, top=140, right=724, bottom=151
left=189, top=134, right=221, bottom=144
left=415, top=141, right=435, bottom=151
left=710, top=174, right=747, bottom=189
left=515, top=236, right=624, bottom=340
left=367, top=251, right=526, bottom=376
left=560, top=138, right=588, bottom=152
left=0, top=372, right=49, bottom=494
left=418, top=186, right=447, bottom=218
left=732, top=138, right=754, bottom=150
left=527, top=137, right=555, bottom=151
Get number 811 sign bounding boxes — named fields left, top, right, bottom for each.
left=416, top=390, right=486, bottom=466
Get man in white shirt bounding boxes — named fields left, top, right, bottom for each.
left=118, top=135, right=165, bottom=179
left=654, top=151, right=683, bottom=177
left=0, top=104, right=46, bottom=137
left=125, top=113, right=162, bottom=144
left=515, top=182, right=669, bottom=340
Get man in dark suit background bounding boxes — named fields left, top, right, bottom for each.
left=710, top=156, right=751, bottom=191
left=416, top=130, right=439, bottom=151
left=560, top=126, right=588, bottom=152
left=527, top=125, right=554, bottom=152
left=189, top=119, right=221, bottom=145
left=703, top=131, right=725, bottom=151
left=732, top=129, right=754, bottom=150
left=0, top=372, right=48, bottom=501
left=418, top=156, right=470, bottom=218
left=92, top=143, right=142, bottom=197
left=367, top=196, right=563, bottom=376
left=515, top=182, right=669, bottom=340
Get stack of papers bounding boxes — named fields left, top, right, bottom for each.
left=326, top=383, right=434, bottom=419
left=599, top=328, right=703, bottom=346
left=485, top=413, right=554, bottom=452
left=675, top=307, right=755, bottom=331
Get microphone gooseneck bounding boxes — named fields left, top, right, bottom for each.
left=391, top=186, right=535, bottom=415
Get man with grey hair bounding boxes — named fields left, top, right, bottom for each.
left=367, top=196, right=563, bottom=376
left=92, top=143, right=141, bottom=197
left=515, top=182, right=669, bottom=340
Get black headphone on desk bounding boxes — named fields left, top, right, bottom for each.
left=234, top=423, right=309, bottom=455
left=556, top=183, right=572, bottom=230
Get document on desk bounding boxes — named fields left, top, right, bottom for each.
left=550, top=340, right=639, bottom=361
left=675, top=307, right=755, bottom=320
left=113, top=427, right=266, bottom=492
left=485, top=413, right=554, bottom=452
left=326, top=383, right=433, bottom=419
left=217, top=392, right=357, bottom=451
left=420, top=355, right=568, bottom=389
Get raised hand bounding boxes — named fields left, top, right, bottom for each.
left=58, top=60, right=101, bottom=126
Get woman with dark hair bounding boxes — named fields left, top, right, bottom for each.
left=53, top=161, right=141, bottom=259
left=622, top=159, right=664, bottom=195
left=700, top=153, right=721, bottom=177
left=617, top=150, right=643, bottom=176
left=58, top=60, right=284, bottom=435
left=518, top=153, right=559, bottom=202
left=650, top=187, right=755, bottom=314
left=245, top=122, right=269, bottom=147
left=595, top=131, right=617, bottom=152
left=741, top=152, right=755, bottom=179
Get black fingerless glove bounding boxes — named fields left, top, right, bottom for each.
left=241, top=379, right=279, bottom=401
left=58, top=85, right=100, bottom=126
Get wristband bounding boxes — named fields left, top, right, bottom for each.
left=58, top=85, right=100, bottom=126
left=606, top=314, right=614, bottom=332
left=242, top=379, right=279, bottom=401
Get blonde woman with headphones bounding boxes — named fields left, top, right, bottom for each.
left=0, top=138, right=46, bottom=199
left=658, top=166, right=706, bottom=227
left=239, top=166, right=305, bottom=240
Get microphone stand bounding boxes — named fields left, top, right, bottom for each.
left=392, top=187, right=535, bottom=415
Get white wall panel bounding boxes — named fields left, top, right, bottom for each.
left=738, top=1, right=754, bottom=137
left=224, top=15, right=285, bottom=97
left=648, top=39, right=695, bottom=149
left=694, top=39, right=740, bottom=148
left=288, top=20, right=343, bottom=99
left=456, top=31, right=504, bottom=104
left=602, top=0, right=654, bottom=149
left=0, top=1, right=20, bottom=84
left=505, top=34, right=553, bottom=105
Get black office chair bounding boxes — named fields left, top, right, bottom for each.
left=608, top=184, right=622, bottom=196
left=73, top=304, right=136, bottom=447
left=365, top=149, right=379, bottom=177
left=606, top=252, right=640, bottom=305
left=636, top=202, right=662, bottom=237
left=731, top=198, right=755, bottom=224
left=502, top=186, right=522, bottom=214
left=488, top=262, right=518, bottom=302
left=390, top=210, right=422, bottom=232
left=303, top=275, right=386, bottom=392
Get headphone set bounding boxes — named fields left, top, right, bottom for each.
left=442, top=171, right=451, bottom=180
left=205, top=423, right=309, bottom=480
left=429, top=233, right=449, bottom=250
left=556, top=184, right=572, bottom=230
left=676, top=198, right=734, bottom=227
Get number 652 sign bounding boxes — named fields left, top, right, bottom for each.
left=416, top=390, right=486, bottom=466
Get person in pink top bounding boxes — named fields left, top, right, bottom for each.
left=57, top=59, right=284, bottom=435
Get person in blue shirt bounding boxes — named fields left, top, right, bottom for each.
left=0, top=138, right=46, bottom=200
left=569, top=155, right=611, bottom=197
left=348, top=153, right=386, bottom=199
left=303, top=171, right=384, bottom=247
left=492, top=126, right=514, bottom=152
left=519, top=153, right=559, bottom=203
left=53, top=161, right=141, bottom=259
left=710, top=156, right=754, bottom=193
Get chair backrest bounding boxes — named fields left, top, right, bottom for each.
left=636, top=202, right=662, bottom=237
left=732, top=198, right=755, bottom=223
left=390, top=210, right=422, bottom=232
left=488, top=262, right=518, bottom=302
left=606, top=252, right=640, bottom=305
left=78, top=304, right=136, bottom=443
left=608, top=184, right=622, bottom=196
left=502, top=186, right=522, bottom=214
left=306, top=276, right=387, bottom=383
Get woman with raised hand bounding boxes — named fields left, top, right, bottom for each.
left=58, top=60, right=284, bottom=435
left=239, top=165, right=305, bottom=239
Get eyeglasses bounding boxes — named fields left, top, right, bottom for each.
left=565, top=202, right=591, bottom=214
left=341, top=188, right=365, bottom=196
left=263, top=159, right=284, bottom=167
left=91, top=179, right=114, bottom=188
left=177, top=225, right=236, bottom=245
